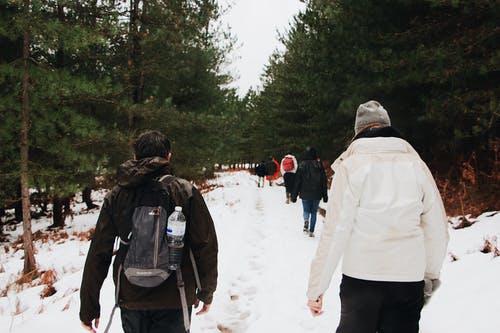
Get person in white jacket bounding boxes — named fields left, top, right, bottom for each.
left=306, top=101, right=449, bottom=333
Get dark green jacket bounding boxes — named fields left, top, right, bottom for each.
left=79, top=157, right=218, bottom=323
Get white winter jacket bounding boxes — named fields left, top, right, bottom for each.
left=307, top=137, right=449, bottom=301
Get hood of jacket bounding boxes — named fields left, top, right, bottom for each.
left=116, top=156, right=172, bottom=188
left=331, top=127, right=418, bottom=173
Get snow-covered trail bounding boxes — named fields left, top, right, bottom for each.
left=194, top=172, right=340, bottom=333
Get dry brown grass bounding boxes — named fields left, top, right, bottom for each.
left=452, top=216, right=476, bottom=230
left=217, top=323, right=233, bottom=333
left=11, top=228, right=95, bottom=256
left=480, top=236, right=499, bottom=257
left=436, top=140, right=499, bottom=218
left=72, top=229, right=95, bottom=241
left=40, top=285, right=57, bottom=298
left=61, top=298, right=72, bottom=311
left=39, top=269, right=57, bottom=285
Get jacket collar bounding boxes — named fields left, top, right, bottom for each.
left=353, top=126, right=402, bottom=140
left=331, top=135, right=420, bottom=172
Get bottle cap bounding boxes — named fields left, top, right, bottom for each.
left=174, top=206, right=182, bottom=212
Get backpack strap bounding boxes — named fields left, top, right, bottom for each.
left=190, top=248, right=202, bottom=291
left=176, top=269, right=191, bottom=331
left=158, top=174, right=172, bottom=183
left=103, top=263, right=123, bottom=333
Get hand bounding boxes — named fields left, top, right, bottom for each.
left=291, top=197, right=297, bottom=203
left=194, top=298, right=211, bottom=315
left=323, top=196, right=328, bottom=203
left=307, top=294, right=324, bottom=317
left=81, top=318, right=99, bottom=332
left=423, top=278, right=441, bottom=305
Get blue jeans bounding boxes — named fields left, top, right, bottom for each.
left=301, top=199, right=320, bottom=232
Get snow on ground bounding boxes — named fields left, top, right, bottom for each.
left=0, top=171, right=499, bottom=332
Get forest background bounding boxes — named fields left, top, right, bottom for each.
left=0, top=0, right=498, bottom=273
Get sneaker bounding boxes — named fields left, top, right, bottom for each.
left=303, top=220, right=309, bottom=232
left=309, top=231, right=315, bottom=237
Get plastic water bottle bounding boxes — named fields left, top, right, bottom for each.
left=166, top=206, right=186, bottom=270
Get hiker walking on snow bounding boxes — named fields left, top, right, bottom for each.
left=291, top=147, right=328, bottom=237
left=306, top=101, right=449, bottom=333
left=280, top=152, right=298, bottom=203
left=265, top=156, right=280, bottom=186
left=254, top=160, right=266, bottom=188
left=80, top=130, right=218, bottom=333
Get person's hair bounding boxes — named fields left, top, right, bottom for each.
left=133, top=130, right=171, bottom=160
left=303, top=146, right=317, bottom=160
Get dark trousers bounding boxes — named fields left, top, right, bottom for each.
left=283, top=172, right=295, bottom=193
left=121, top=307, right=191, bottom=333
left=336, top=275, right=424, bottom=333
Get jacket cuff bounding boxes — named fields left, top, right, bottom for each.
left=79, top=309, right=100, bottom=323
left=424, top=272, right=440, bottom=280
left=196, top=290, right=213, bottom=304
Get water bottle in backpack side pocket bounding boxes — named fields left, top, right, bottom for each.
left=166, top=206, right=186, bottom=270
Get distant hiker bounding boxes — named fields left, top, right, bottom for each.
left=254, top=161, right=267, bottom=188
left=265, top=156, right=279, bottom=186
left=80, top=130, right=218, bottom=333
left=306, top=101, right=449, bottom=333
left=280, top=152, right=298, bottom=203
left=291, top=147, right=328, bottom=237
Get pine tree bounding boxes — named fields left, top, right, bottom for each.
left=21, top=0, right=37, bottom=276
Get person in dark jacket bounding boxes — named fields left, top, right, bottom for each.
left=264, top=156, right=279, bottom=186
left=80, top=130, right=218, bottom=333
left=291, top=147, right=328, bottom=237
left=254, top=161, right=267, bottom=188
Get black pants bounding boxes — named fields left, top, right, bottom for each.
left=283, top=172, right=295, bottom=193
left=336, top=275, right=424, bottom=333
left=121, top=307, right=191, bottom=333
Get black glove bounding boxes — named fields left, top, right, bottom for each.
left=323, top=196, right=328, bottom=203
left=291, top=197, right=297, bottom=203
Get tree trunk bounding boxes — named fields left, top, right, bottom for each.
left=14, top=198, right=23, bottom=222
left=128, top=0, right=143, bottom=128
left=50, top=196, right=65, bottom=228
left=20, top=0, right=37, bottom=275
left=82, top=187, right=98, bottom=210
left=55, top=3, right=65, bottom=68
left=0, top=207, right=5, bottom=236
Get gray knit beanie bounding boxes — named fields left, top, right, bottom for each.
left=354, top=100, right=391, bottom=135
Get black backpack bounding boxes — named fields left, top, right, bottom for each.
left=122, top=175, right=172, bottom=287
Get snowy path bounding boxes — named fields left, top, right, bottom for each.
left=194, top=172, right=340, bottom=332
left=1, top=170, right=499, bottom=332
